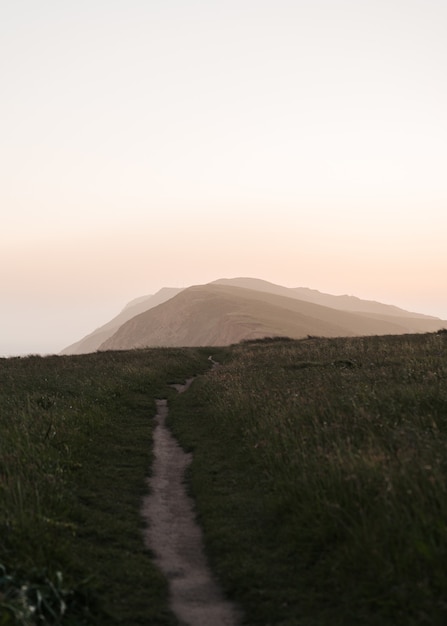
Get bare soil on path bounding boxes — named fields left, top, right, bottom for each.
left=141, top=376, right=241, bottom=626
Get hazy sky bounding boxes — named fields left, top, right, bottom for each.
left=1, top=0, right=446, bottom=355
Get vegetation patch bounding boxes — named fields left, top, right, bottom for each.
left=0, top=348, right=210, bottom=625
left=3, top=334, right=447, bottom=624
left=0, top=563, right=97, bottom=625
left=169, top=334, right=447, bottom=625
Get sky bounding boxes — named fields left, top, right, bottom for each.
left=1, top=0, right=446, bottom=356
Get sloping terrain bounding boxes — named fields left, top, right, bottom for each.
left=213, top=277, right=437, bottom=319
left=98, top=283, right=446, bottom=351
left=61, top=287, right=182, bottom=354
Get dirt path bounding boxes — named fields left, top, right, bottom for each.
left=141, top=374, right=241, bottom=626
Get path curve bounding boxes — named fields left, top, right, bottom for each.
left=141, top=372, right=240, bottom=626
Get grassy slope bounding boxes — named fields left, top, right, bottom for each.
left=169, top=333, right=447, bottom=626
left=0, top=348, right=211, bottom=625
left=3, top=334, right=447, bottom=625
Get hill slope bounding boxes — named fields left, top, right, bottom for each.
left=213, top=277, right=437, bottom=319
left=98, top=283, right=446, bottom=351
left=61, top=288, right=182, bottom=354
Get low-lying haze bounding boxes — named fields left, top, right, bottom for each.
left=1, top=1, right=446, bottom=356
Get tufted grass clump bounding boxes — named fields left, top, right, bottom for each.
left=0, top=563, right=99, bottom=625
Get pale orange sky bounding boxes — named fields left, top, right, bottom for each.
left=1, top=0, right=446, bottom=355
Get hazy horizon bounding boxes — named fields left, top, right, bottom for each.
left=2, top=1, right=446, bottom=356
left=2, top=276, right=446, bottom=357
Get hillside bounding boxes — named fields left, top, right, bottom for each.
left=98, top=283, right=446, bottom=351
left=4, top=335, right=447, bottom=624
left=213, top=277, right=437, bottom=319
left=61, top=287, right=182, bottom=354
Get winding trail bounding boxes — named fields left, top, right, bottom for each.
left=141, top=370, right=240, bottom=626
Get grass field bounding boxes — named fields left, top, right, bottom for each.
left=1, top=332, right=447, bottom=624
left=0, top=348, right=211, bottom=625
left=169, top=332, right=447, bottom=626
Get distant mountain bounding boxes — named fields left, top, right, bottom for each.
left=212, top=277, right=437, bottom=320
left=61, top=278, right=446, bottom=354
left=97, top=282, right=446, bottom=351
left=60, top=287, right=183, bottom=354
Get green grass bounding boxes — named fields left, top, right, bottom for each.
left=0, top=348, right=211, bottom=625
left=169, top=332, right=447, bottom=625
left=2, top=334, right=447, bottom=624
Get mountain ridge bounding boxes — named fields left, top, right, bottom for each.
left=98, top=282, right=445, bottom=352
left=213, top=277, right=437, bottom=319
left=61, top=278, right=446, bottom=354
